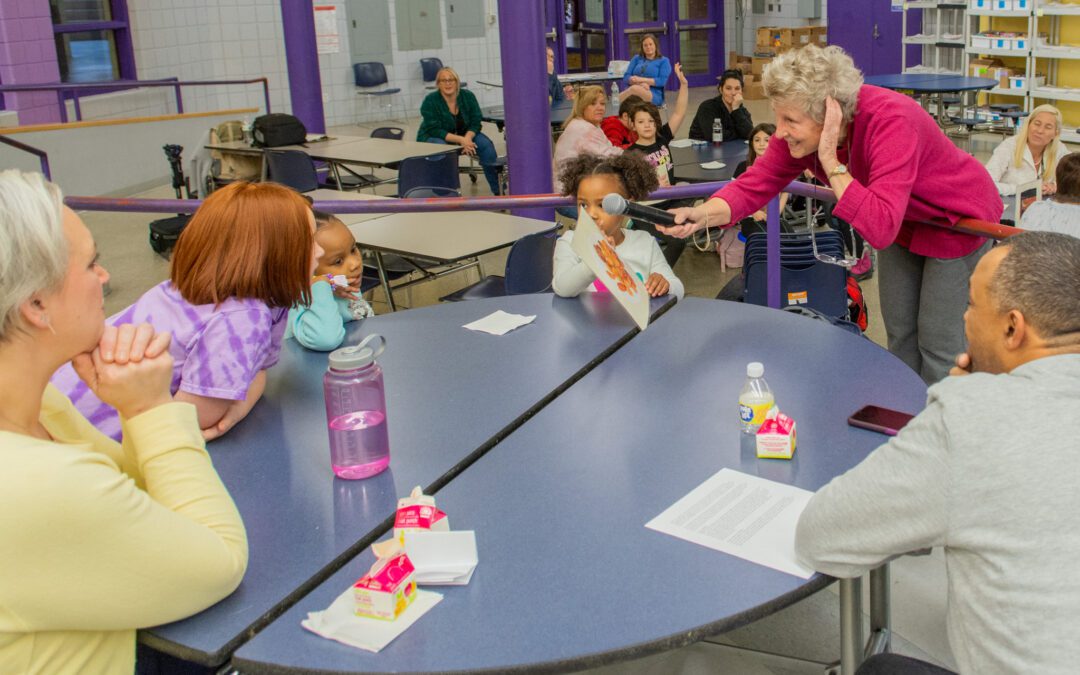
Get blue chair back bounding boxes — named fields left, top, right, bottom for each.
left=420, top=58, right=444, bottom=83
left=397, top=153, right=461, bottom=198
left=353, top=62, right=389, bottom=88
left=264, top=150, right=319, bottom=193
left=402, top=186, right=461, bottom=199
left=505, top=232, right=556, bottom=294
left=371, top=126, right=405, bottom=140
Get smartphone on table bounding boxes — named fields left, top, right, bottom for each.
left=847, top=405, right=915, bottom=436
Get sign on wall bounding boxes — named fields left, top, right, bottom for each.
left=315, top=5, right=340, bottom=54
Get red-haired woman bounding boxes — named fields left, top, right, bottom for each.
left=53, top=181, right=323, bottom=441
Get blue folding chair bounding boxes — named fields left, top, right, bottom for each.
left=354, top=62, right=401, bottom=118
left=397, top=152, right=461, bottom=198
left=439, top=231, right=556, bottom=302
left=264, top=150, right=319, bottom=193
left=420, top=57, right=467, bottom=89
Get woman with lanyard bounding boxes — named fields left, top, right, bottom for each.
left=618, top=34, right=671, bottom=107
left=416, top=67, right=502, bottom=195
left=661, top=44, right=1002, bottom=385
left=984, top=104, right=1071, bottom=198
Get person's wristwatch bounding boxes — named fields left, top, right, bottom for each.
left=829, top=164, right=849, bottom=178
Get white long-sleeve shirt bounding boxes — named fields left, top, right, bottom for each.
left=796, top=355, right=1080, bottom=675
left=552, top=227, right=684, bottom=301
left=984, top=135, right=1071, bottom=196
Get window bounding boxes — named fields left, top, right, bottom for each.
left=50, top=0, right=134, bottom=83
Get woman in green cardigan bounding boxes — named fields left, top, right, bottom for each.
left=416, top=67, right=501, bottom=195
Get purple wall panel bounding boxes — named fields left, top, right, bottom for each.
left=0, top=0, right=62, bottom=124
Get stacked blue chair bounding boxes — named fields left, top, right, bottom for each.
left=743, top=231, right=849, bottom=321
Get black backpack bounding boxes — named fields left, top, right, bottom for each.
left=148, top=214, right=191, bottom=257
left=252, top=113, right=307, bottom=147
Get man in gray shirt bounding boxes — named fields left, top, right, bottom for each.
left=796, top=232, right=1080, bottom=675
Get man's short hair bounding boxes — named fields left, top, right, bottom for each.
left=990, top=232, right=1080, bottom=345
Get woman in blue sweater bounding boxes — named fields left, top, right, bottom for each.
left=620, top=34, right=671, bottom=107
left=416, top=67, right=501, bottom=195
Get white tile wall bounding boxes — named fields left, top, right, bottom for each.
left=320, top=0, right=504, bottom=127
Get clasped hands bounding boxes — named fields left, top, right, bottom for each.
left=71, top=323, right=174, bottom=422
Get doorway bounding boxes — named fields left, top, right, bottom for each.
left=545, top=1, right=724, bottom=88
left=613, top=0, right=722, bottom=89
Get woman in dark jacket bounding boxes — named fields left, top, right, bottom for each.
left=688, top=69, right=753, bottom=142
left=416, top=67, right=501, bottom=194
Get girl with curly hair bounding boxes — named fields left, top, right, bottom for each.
left=552, top=153, right=684, bottom=300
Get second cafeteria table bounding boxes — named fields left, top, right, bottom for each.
left=348, top=210, right=558, bottom=311
left=140, top=293, right=674, bottom=666
left=233, top=297, right=928, bottom=674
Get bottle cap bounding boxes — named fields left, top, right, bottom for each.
left=746, top=362, right=764, bottom=378
left=329, top=333, right=386, bottom=370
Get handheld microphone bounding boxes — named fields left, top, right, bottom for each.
left=601, top=193, right=676, bottom=226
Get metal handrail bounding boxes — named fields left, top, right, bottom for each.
left=0, top=135, right=51, bottom=179
left=0, top=77, right=271, bottom=124
left=63, top=181, right=1018, bottom=310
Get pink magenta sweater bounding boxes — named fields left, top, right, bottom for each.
left=715, top=85, right=1002, bottom=259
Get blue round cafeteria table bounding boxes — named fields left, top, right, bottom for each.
left=232, top=297, right=928, bottom=674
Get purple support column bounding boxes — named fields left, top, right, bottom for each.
left=766, top=195, right=780, bottom=309
left=498, top=2, right=553, bottom=220
left=280, top=1, right=325, bottom=134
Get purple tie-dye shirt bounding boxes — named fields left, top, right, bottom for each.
left=51, top=281, right=288, bottom=441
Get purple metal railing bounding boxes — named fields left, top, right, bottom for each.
left=64, top=181, right=1015, bottom=311
left=0, top=135, right=51, bottom=180
left=0, top=78, right=272, bottom=124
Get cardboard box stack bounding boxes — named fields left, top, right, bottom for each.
left=754, top=25, right=827, bottom=56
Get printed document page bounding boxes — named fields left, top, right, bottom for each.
left=646, top=468, right=815, bottom=578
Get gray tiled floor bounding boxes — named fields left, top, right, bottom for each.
left=77, top=85, right=1019, bottom=673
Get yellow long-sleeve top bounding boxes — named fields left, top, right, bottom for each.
left=0, top=385, right=248, bottom=674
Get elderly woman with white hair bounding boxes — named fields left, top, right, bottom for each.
left=662, top=45, right=1002, bottom=384
left=0, top=170, right=247, bottom=673
left=985, top=104, right=1071, bottom=197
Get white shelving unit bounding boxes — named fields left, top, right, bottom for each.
left=1032, top=2, right=1080, bottom=117
left=964, top=2, right=1035, bottom=103
left=902, top=1, right=1080, bottom=133
left=902, top=2, right=969, bottom=74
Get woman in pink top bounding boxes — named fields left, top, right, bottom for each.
left=663, top=45, right=1002, bottom=384
left=553, top=85, right=622, bottom=193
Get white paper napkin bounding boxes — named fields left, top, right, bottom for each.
left=301, top=588, right=443, bottom=653
left=404, top=531, right=478, bottom=585
left=463, top=310, right=536, bottom=336
left=668, top=138, right=695, bottom=148
left=699, top=161, right=726, bottom=170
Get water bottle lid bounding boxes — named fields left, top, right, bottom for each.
left=329, top=333, right=386, bottom=370
left=746, top=361, right=764, bottom=378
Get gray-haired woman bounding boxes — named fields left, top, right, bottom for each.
left=0, top=170, right=247, bottom=673
left=662, top=45, right=1002, bottom=384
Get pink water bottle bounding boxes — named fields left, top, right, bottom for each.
left=324, top=334, right=390, bottom=479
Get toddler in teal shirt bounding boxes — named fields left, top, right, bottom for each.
left=288, top=211, right=374, bottom=351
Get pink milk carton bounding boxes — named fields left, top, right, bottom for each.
left=352, top=543, right=417, bottom=620
left=394, top=486, right=450, bottom=544
left=756, top=407, right=797, bottom=460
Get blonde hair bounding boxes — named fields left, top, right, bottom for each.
left=435, top=67, right=460, bottom=90
left=1013, top=104, right=1064, bottom=175
left=563, top=85, right=605, bottom=129
left=0, top=170, right=67, bottom=342
left=762, top=44, right=863, bottom=125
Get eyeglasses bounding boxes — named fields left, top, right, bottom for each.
left=809, top=220, right=859, bottom=268
left=436, top=78, right=456, bottom=84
